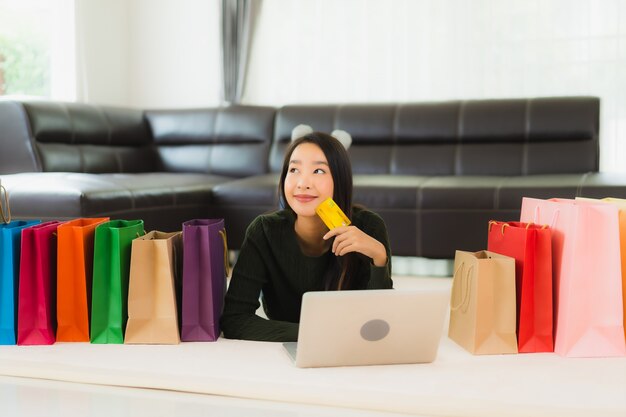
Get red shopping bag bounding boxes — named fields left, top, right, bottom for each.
left=487, top=221, right=553, bottom=353
left=521, top=198, right=626, bottom=357
left=17, top=221, right=63, bottom=345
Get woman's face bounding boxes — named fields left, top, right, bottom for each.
left=284, top=142, right=334, bottom=218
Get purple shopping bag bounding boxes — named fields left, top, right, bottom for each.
left=181, top=219, right=229, bottom=341
left=17, top=220, right=63, bottom=345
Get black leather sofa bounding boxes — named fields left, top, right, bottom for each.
left=1, top=97, right=624, bottom=259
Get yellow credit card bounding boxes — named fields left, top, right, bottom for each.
left=315, top=197, right=351, bottom=230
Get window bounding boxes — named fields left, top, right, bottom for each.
left=0, top=0, right=74, bottom=100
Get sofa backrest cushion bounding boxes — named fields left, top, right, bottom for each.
left=271, top=97, right=600, bottom=175
left=146, top=105, right=275, bottom=177
left=22, top=101, right=157, bottom=173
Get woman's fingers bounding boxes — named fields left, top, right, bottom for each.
left=331, top=227, right=363, bottom=256
left=323, top=225, right=349, bottom=241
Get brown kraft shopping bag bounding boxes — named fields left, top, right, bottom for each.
left=125, top=231, right=182, bottom=344
left=448, top=250, right=518, bottom=355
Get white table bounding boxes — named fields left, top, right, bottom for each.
left=0, top=277, right=624, bottom=417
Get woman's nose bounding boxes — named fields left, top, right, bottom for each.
left=297, top=176, right=312, bottom=190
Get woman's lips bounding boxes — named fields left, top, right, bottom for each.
left=294, top=195, right=317, bottom=203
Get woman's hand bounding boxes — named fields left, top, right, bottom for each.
left=323, top=226, right=387, bottom=267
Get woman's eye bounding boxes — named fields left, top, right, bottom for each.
left=314, top=168, right=326, bottom=174
left=289, top=167, right=299, bottom=173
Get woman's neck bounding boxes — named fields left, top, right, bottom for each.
left=294, top=215, right=329, bottom=257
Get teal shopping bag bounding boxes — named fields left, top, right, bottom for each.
left=90, top=220, right=144, bottom=344
left=0, top=220, right=41, bottom=344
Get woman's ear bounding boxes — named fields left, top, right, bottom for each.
left=291, top=124, right=314, bottom=141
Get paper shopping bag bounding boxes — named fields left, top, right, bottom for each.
left=448, top=250, right=518, bottom=355
left=17, top=221, right=63, bottom=345
left=599, top=198, right=626, bottom=342
left=90, top=219, right=145, bottom=344
left=56, top=217, right=109, bottom=342
left=487, top=221, right=553, bottom=353
left=125, top=231, right=182, bottom=344
left=521, top=198, right=626, bottom=357
left=0, top=220, right=40, bottom=344
left=181, top=219, right=229, bottom=342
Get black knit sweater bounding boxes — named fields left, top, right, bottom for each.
left=220, top=207, right=393, bottom=342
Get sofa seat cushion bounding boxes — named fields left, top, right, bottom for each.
left=210, top=174, right=281, bottom=249
left=496, top=174, right=589, bottom=209
left=1, top=172, right=231, bottom=231
left=354, top=174, right=594, bottom=257
left=211, top=173, right=281, bottom=207
left=418, top=176, right=507, bottom=210
left=352, top=176, right=429, bottom=209
left=206, top=171, right=626, bottom=258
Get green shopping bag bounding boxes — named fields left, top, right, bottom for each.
left=90, top=220, right=144, bottom=344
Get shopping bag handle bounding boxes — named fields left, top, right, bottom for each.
left=450, top=262, right=473, bottom=313
left=533, top=206, right=559, bottom=229
left=219, top=229, right=231, bottom=277
left=489, top=220, right=548, bottom=235
left=488, top=221, right=510, bottom=235
left=0, top=183, right=11, bottom=224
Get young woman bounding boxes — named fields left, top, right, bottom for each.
left=220, top=131, right=393, bottom=342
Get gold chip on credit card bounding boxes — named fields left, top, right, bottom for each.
left=315, top=197, right=351, bottom=230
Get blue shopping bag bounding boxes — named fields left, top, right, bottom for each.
left=0, top=220, right=41, bottom=344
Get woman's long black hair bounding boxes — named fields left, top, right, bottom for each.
left=278, top=132, right=358, bottom=290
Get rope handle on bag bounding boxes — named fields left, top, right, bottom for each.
left=171, top=236, right=180, bottom=283
left=0, top=183, right=11, bottom=224
left=450, top=262, right=473, bottom=314
left=219, top=229, right=231, bottom=277
left=488, top=221, right=510, bottom=235
left=488, top=220, right=548, bottom=235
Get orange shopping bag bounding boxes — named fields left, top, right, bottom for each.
left=56, top=218, right=109, bottom=342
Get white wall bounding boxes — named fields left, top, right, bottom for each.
left=75, top=0, right=220, bottom=108
left=73, top=0, right=626, bottom=171
left=127, top=0, right=220, bottom=109
left=75, top=0, right=130, bottom=106
left=244, top=0, right=626, bottom=173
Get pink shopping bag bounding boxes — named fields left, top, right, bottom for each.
left=520, top=198, right=626, bottom=357
left=17, top=221, right=63, bottom=345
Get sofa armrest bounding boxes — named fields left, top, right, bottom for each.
left=0, top=101, right=41, bottom=174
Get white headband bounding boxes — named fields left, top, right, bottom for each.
left=290, top=124, right=352, bottom=150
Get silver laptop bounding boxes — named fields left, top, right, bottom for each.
left=283, top=288, right=449, bottom=368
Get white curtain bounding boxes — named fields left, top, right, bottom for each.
left=220, top=0, right=260, bottom=104
left=244, top=0, right=626, bottom=173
